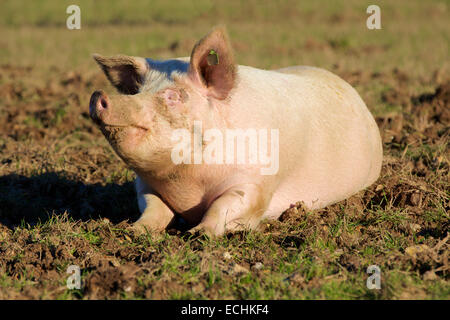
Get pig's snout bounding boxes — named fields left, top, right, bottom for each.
left=89, top=90, right=110, bottom=124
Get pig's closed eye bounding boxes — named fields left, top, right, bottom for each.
left=162, top=88, right=182, bottom=106
left=166, top=90, right=179, bottom=101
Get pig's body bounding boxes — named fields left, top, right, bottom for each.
left=136, top=64, right=382, bottom=221
left=90, top=28, right=382, bottom=236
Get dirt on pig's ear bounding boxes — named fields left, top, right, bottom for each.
left=93, top=54, right=149, bottom=95
left=188, top=27, right=237, bottom=100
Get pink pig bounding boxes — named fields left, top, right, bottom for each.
left=89, top=27, right=382, bottom=236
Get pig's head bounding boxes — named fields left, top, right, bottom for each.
left=89, top=27, right=236, bottom=174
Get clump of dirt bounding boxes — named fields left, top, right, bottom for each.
left=377, top=81, right=450, bottom=146
left=86, top=261, right=140, bottom=299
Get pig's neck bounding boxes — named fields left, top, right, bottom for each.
left=134, top=164, right=203, bottom=215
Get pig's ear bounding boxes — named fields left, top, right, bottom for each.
left=188, top=27, right=237, bottom=100
left=92, top=54, right=148, bottom=94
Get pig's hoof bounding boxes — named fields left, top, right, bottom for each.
left=131, top=223, right=149, bottom=235
left=132, top=222, right=165, bottom=235
left=187, top=224, right=223, bottom=238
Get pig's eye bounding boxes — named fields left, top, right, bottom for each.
left=162, top=88, right=182, bottom=106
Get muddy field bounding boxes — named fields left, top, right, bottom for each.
left=0, top=1, right=449, bottom=299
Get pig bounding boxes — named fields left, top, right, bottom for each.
left=89, top=27, right=383, bottom=236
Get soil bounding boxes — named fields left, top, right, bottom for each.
left=0, top=64, right=448, bottom=299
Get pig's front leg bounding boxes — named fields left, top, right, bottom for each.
left=133, top=177, right=175, bottom=232
left=189, top=184, right=270, bottom=237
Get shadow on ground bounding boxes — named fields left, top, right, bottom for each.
left=0, top=172, right=140, bottom=228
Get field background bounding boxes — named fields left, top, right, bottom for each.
left=0, top=0, right=448, bottom=299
